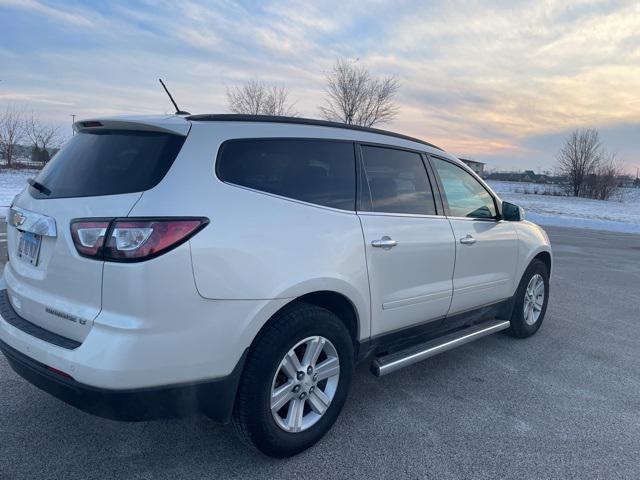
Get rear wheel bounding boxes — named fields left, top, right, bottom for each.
left=232, top=303, right=354, bottom=457
left=507, top=258, right=549, bottom=338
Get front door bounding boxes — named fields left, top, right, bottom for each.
left=430, top=157, right=518, bottom=314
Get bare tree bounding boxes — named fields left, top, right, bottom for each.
left=556, top=128, right=603, bottom=197
left=227, top=80, right=297, bottom=116
left=319, top=58, right=399, bottom=127
left=0, top=105, right=26, bottom=167
left=556, top=128, right=625, bottom=200
left=584, top=153, right=624, bottom=200
left=25, top=113, right=60, bottom=165
left=262, top=86, right=297, bottom=116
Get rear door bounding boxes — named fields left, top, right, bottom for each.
left=429, top=156, right=518, bottom=314
left=4, top=125, right=187, bottom=343
left=357, top=145, right=455, bottom=337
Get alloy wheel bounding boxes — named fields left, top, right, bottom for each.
left=523, top=273, right=545, bottom=326
left=270, top=336, right=340, bottom=433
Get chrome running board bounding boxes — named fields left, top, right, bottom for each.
left=371, top=320, right=510, bottom=377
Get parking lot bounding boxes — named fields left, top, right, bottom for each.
left=1, top=223, right=639, bottom=479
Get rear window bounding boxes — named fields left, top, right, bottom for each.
left=29, top=130, right=186, bottom=199
left=360, top=145, right=436, bottom=215
left=216, top=139, right=356, bottom=210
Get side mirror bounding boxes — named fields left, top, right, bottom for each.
left=501, top=201, right=525, bottom=221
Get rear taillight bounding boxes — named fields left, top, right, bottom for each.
left=70, top=220, right=110, bottom=258
left=104, top=219, right=206, bottom=261
left=70, top=218, right=208, bottom=262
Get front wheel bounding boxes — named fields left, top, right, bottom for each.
left=232, top=303, right=354, bottom=457
left=507, top=259, right=550, bottom=338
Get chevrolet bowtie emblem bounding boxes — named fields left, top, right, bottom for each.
left=11, top=211, right=26, bottom=227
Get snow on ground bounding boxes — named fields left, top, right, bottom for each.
left=0, top=169, right=37, bottom=216
left=488, top=180, right=640, bottom=234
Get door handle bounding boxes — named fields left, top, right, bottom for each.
left=371, top=236, right=398, bottom=249
left=459, top=234, right=477, bottom=245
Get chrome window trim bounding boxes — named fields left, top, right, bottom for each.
left=357, top=211, right=445, bottom=220
left=445, top=216, right=501, bottom=222
left=8, top=206, right=57, bottom=237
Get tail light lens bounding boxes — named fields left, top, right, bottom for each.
left=104, top=219, right=206, bottom=261
left=71, top=218, right=208, bottom=262
left=70, top=221, right=110, bottom=258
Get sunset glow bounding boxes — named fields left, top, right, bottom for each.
left=1, top=0, right=638, bottom=172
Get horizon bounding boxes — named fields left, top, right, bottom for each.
left=1, top=0, right=639, bottom=174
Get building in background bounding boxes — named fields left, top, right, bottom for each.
left=459, top=158, right=485, bottom=177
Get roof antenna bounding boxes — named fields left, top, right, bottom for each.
left=158, top=78, right=190, bottom=115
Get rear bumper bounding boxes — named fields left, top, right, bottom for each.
left=0, top=278, right=278, bottom=389
left=0, top=338, right=246, bottom=422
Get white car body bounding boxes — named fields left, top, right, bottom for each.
left=0, top=114, right=552, bottom=423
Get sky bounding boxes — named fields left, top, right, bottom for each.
left=0, top=0, right=639, bottom=174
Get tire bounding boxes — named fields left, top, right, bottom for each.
left=507, top=258, right=550, bottom=338
left=232, top=303, right=354, bottom=458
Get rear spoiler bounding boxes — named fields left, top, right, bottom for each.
left=73, top=115, right=191, bottom=136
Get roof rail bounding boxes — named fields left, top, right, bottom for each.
left=185, top=114, right=443, bottom=151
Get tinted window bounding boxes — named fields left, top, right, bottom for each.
left=360, top=145, right=436, bottom=215
left=30, top=130, right=185, bottom=199
left=217, top=139, right=356, bottom=210
left=432, top=158, right=496, bottom=218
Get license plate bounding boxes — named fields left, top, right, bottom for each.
left=17, top=231, right=42, bottom=266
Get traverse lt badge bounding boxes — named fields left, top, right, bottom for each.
left=46, top=307, right=88, bottom=325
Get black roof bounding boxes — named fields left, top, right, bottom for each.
left=185, top=114, right=443, bottom=151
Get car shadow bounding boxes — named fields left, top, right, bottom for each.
left=1, top=335, right=518, bottom=479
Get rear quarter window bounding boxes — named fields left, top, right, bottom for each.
left=30, top=130, right=186, bottom=199
left=216, top=139, right=356, bottom=210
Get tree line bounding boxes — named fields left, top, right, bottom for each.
left=0, top=105, right=61, bottom=167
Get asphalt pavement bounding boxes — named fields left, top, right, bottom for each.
left=1, top=224, right=639, bottom=479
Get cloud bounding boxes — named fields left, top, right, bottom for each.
left=1, top=0, right=638, bottom=171
left=0, top=92, right=74, bottom=106
left=0, top=0, right=94, bottom=26
left=353, top=0, right=640, bottom=161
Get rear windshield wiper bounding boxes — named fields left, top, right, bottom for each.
left=28, top=178, right=52, bottom=196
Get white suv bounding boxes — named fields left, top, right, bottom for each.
left=0, top=114, right=551, bottom=457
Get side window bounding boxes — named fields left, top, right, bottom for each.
left=432, top=158, right=497, bottom=219
left=360, top=145, right=436, bottom=215
left=217, top=139, right=356, bottom=210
